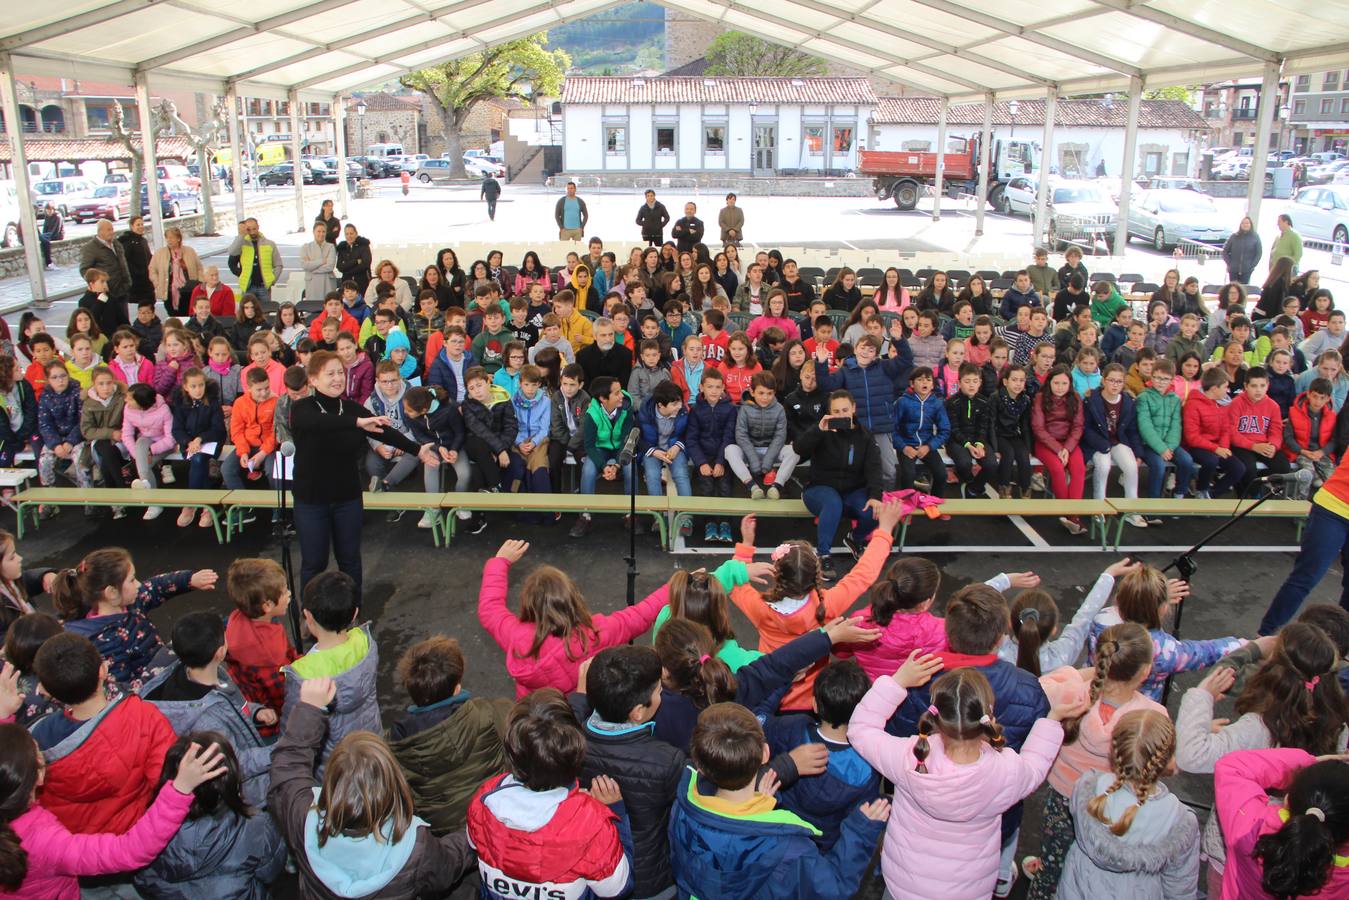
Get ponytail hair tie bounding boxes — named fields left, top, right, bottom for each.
left=1305, top=676, right=1320, bottom=692
left=1307, top=806, right=1327, bottom=822
left=979, top=714, right=992, bottom=726
left=1018, top=608, right=1040, bottom=624
left=926, top=704, right=938, bottom=716
left=698, top=654, right=710, bottom=665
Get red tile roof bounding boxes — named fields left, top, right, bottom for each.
left=873, top=97, right=1208, bottom=130
left=562, top=76, right=877, bottom=105
left=0, top=135, right=193, bottom=163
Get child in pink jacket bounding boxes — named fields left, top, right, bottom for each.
left=0, top=714, right=225, bottom=900
left=478, top=540, right=669, bottom=698
left=1215, top=747, right=1349, bottom=900
left=849, top=654, right=1080, bottom=900
left=123, top=384, right=178, bottom=519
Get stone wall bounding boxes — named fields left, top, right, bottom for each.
left=346, top=110, right=420, bottom=155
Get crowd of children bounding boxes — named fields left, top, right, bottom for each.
left=0, top=509, right=1341, bottom=899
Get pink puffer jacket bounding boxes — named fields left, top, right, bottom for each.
left=478, top=557, right=669, bottom=698
left=849, top=677, right=1064, bottom=900
left=121, top=394, right=176, bottom=455
left=836, top=610, right=948, bottom=682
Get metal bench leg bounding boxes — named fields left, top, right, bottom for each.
left=897, top=516, right=911, bottom=551
left=1113, top=516, right=1126, bottom=550
left=205, top=507, right=224, bottom=544
left=14, top=502, right=31, bottom=541
left=652, top=513, right=668, bottom=550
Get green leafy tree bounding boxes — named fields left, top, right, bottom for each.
left=1143, top=85, right=1197, bottom=104
left=401, top=36, right=568, bottom=178
left=704, top=32, right=826, bottom=77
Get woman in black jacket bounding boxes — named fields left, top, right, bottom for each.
left=913, top=271, right=955, bottom=314
left=435, top=247, right=468, bottom=311
left=228, top=295, right=268, bottom=358
left=418, top=265, right=454, bottom=309
left=793, top=389, right=883, bottom=574
left=821, top=268, right=863, bottom=311
left=117, top=217, right=155, bottom=305
left=336, top=224, right=372, bottom=295
left=292, top=350, right=437, bottom=590
left=314, top=199, right=341, bottom=244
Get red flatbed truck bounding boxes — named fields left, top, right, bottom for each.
left=857, top=134, right=1037, bottom=211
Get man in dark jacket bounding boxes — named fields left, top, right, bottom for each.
left=636, top=189, right=670, bottom=246
left=571, top=645, right=685, bottom=900
left=671, top=202, right=705, bottom=253
left=576, top=317, right=634, bottom=389
left=794, top=389, right=882, bottom=571
left=554, top=180, right=588, bottom=241
left=79, top=219, right=132, bottom=321
left=480, top=173, right=502, bottom=221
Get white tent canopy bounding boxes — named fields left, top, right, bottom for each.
left=3, top=0, right=1349, bottom=102
left=3, top=0, right=1349, bottom=302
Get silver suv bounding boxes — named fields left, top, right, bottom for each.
left=1046, top=180, right=1119, bottom=254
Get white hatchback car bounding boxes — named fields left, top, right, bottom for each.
left=1287, top=185, right=1349, bottom=246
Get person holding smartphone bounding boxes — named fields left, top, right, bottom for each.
left=793, top=388, right=885, bottom=577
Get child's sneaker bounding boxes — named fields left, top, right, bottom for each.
left=1196, top=488, right=1212, bottom=500
left=704, top=522, right=718, bottom=542
left=159, top=464, right=175, bottom=484
left=142, top=506, right=163, bottom=521
left=112, top=506, right=127, bottom=520
left=130, top=478, right=151, bottom=491
left=468, top=513, right=489, bottom=535
left=198, top=509, right=213, bottom=528
left=417, top=510, right=437, bottom=529
left=718, top=521, right=733, bottom=542
left=175, top=507, right=195, bottom=527
left=1125, top=514, right=1148, bottom=528
left=749, top=483, right=765, bottom=500
left=819, top=556, right=836, bottom=580
left=766, top=484, right=781, bottom=500
left=1059, top=515, right=1086, bottom=536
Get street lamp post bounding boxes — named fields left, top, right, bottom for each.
left=356, top=99, right=367, bottom=158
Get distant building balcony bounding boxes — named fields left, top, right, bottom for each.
left=1232, top=108, right=1259, bottom=120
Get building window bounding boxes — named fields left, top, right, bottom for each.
left=833, top=126, right=854, bottom=153
left=902, top=140, right=932, bottom=151
left=704, top=123, right=726, bottom=154
left=1171, top=152, right=1188, bottom=175
left=1342, top=99, right=1349, bottom=114
left=1325, top=71, right=1340, bottom=90
left=1322, top=98, right=1334, bottom=114
left=1296, top=74, right=1310, bottom=91
left=655, top=123, right=676, bottom=155
left=1295, top=100, right=1306, bottom=115
left=1143, top=151, right=1163, bottom=176
left=804, top=124, right=826, bottom=154
left=604, top=125, right=626, bottom=153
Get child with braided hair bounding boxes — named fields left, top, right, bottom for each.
left=1057, top=709, right=1199, bottom=898
left=1175, top=621, right=1349, bottom=895
left=1026, top=622, right=1165, bottom=900
left=729, top=501, right=904, bottom=710
left=1000, top=559, right=1142, bottom=677
left=849, top=657, right=1085, bottom=899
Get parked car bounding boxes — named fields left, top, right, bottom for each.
left=319, top=157, right=364, bottom=180
left=1148, top=176, right=1206, bottom=193
left=351, top=156, right=397, bottom=178
left=140, top=182, right=202, bottom=219
left=1310, top=151, right=1346, bottom=164
left=1214, top=158, right=1251, bottom=180
left=393, top=156, right=421, bottom=174
left=1288, top=185, right=1349, bottom=245
left=303, top=159, right=339, bottom=185
left=464, top=156, right=505, bottom=178
left=415, top=158, right=455, bottom=184
left=157, top=163, right=200, bottom=190
left=1308, top=160, right=1349, bottom=184
left=71, top=185, right=134, bottom=223
left=31, top=176, right=98, bottom=217
left=257, top=162, right=314, bottom=186
left=104, top=172, right=130, bottom=184
left=1126, top=188, right=1229, bottom=251
left=1044, top=181, right=1118, bottom=253
left=0, top=180, right=22, bottom=248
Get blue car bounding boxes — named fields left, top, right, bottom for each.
left=139, top=182, right=203, bottom=218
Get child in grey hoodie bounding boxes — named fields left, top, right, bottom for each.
left=627, top=338, right=671, bottom=411
left=1057, top=709, right=1199, bottom=900
left=725, top=370, right=799, bottom=499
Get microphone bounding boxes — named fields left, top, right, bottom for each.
left=618, top=428, right=640, bottom=466
left=279, top=441, right=296, bottom=458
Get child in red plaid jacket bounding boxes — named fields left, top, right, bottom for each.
left=223, top=558, right=298, bottom=736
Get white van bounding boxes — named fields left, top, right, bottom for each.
left=366, top=143, right=405, bottom=159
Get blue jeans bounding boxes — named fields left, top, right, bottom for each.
left=250, top=283, right=272, bottom=306
left=580, top=457, right=632, bottom=494
left=1188, top=447, right=1245, bottom=497
left=295, top=498, right=364, bottom=593
left=802, top=484, right=877, bottom=557
left=643, top=452, right=691, bottom=496
left=1260, top=503, right=1349, bottom=634
left=1143, top=446, right=1195, bottom=498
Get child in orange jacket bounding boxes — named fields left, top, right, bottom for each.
left=730, top=501, right=903, bottom=710
left=222, top=368, right=277, bottom=489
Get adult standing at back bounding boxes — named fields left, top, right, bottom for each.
left=314, top=199, right=340, bottom=245
left=481, top=172, right=502, bottom=221
left=300, top=221, right=338, bottom=304
left=636, top=189, right=670, bottom=246
left=1222, top=215, right=1262, bottom=285
left=336, top=223, right=372, bottom=296
left=80, top=218, right=133, bottom=328
left=671, top=202, right=705, bottom=254
left=228, top=217, right=284, bottom=306
left=1270, top=213, right=1303, bottom=275
left=718, top=193, right=744, bottom=246
left=555, top=181, right=588, bottom=241
left=118, top=215, right=155, bottom=307
left=149, top=225, right=202, bottom=317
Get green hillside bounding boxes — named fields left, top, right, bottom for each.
left=546, top=2, right=666, bottom=73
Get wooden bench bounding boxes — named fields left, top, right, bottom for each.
left=440, top=492, right=671, bottom=547
left=896, top=498, right=1117, bottom=550
left=1105, top=498, right=1310, bottom=549
left=220, top=490, right=449, bottom=546
left=13, top=487, right=231, bottom=543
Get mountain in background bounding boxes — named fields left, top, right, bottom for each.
left=545, top=1, right=666, bottom=74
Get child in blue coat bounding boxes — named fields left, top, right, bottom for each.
left=893, top=367, right=951, bottom=497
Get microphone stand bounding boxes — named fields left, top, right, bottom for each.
left=1158, top=475, right=1285, bottom=706
left=275, top=446, right=303, bottom=650
left=621, top=429, right=640, bottom=609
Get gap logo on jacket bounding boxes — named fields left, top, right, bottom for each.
left=467, top=772, right=634, bottom=900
